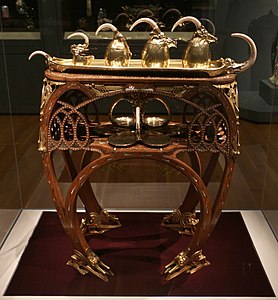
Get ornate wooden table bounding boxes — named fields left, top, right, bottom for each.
left=37, top=62, right=240, bottom=282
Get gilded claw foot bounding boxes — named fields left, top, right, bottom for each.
left=161, top=210, right=199, bottom=235
left=164, top=250, right=210, bottom=281
left=67, top=249, right=114, bottom=281
left=80, top=209, right=121, bottom=235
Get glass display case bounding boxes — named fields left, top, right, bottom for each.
left=0, top=0, right=39, bottom=32
left=0, top=1, right=278, bottom=299
left=60, top=0, right=213, bottom=32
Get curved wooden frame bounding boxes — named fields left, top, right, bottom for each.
left=40, top=65, right=239, bottom=281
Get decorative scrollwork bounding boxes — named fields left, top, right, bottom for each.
left=67, top=249, right=113, bottom=281
left=162, top=210, right=199, bottom=235
left=45, top=85, right=235, bottom=155
left=80, top=210, right=121, bottom=235
left=48, top=101, right=91, bottom=151
left=40, top=79, right=64, bottom=121
left=214, top=82, right=239, bottom=155
left=38, top=79, right=65, bottom=152
left=187, top=106, right=230, bottom=154
left=164, top=249, right=210, bottom=280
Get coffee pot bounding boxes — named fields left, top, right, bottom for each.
left=96, top=23, right=132, bottom=67
left=129, top=17, right=177, bottom=68
left=171, top=16, right=217, bottom=68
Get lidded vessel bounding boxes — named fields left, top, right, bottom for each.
left=171, top=16, right=217, bottom=69
left=130, top=17, right=177, bottom=68
left=96, top=23, right=132, bottom=67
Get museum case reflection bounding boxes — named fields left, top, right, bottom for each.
left=0, top=19, right=22, bottom=248
left=61, top=0, right=213, bottom=32
left=0, top=0, right=38, bottom=31
left=0, top=0, right=278, bottom=251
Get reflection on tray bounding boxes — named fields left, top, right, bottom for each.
left=29, top=15, right=257, bottom=78
left=47, top=58, right=228, bottom=77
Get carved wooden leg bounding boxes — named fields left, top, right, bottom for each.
left=64, top=202, right=114, bottom=282
left=180, top=152, right=219, bottom=212
left=63, top=153, right=138, bottom=280
left=43, top=151, right=116, bottom=281
left=63, top=150, right=121, bottom=235
left=162, top=152, right=219, bottom=235
left=157, top=156, right=213, bottom=280
left=163, top=155, right=235, bottom=280
left=209, top=156, right=235, bottom=235
left=62, top=150, right=102, bottom=214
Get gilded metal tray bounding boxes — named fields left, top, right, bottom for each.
left=48, top=58, right=228, bottom=77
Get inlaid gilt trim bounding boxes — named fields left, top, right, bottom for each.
left=162, top=210, right=199, bottom=235
left=80, top=210, right=121, bottom=235
left=164, top=249, right=210, bottom=280
left=38, top=79, right=65, bottom=152
left=66, top=248, right=113, bottom=281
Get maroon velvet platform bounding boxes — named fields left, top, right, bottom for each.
left=5, top=212, right=275, bottom=297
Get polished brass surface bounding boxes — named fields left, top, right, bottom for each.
left=162, top=209, right=199, bottom=235
left=29, top=15, right=257, bottom=75
left=229, top=33, right=257, bottom=73
left=96, top=23, right=132, bottom=67
left=164, top=249, right=210, bottom=280
left=67, top=32, right=95, bottom=65
left=29, top=24, right=256, bottom=76
left=80, top=210, right=121, bottom=235
left=171, top=16, right=257, bottom=73
left=129, top=17, right=177, bottom=68
left=172, top=16, right=217, bottom=69
left=39, top=58, right=234, bottom=76
left=66, top=249, right=113, bottom=281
